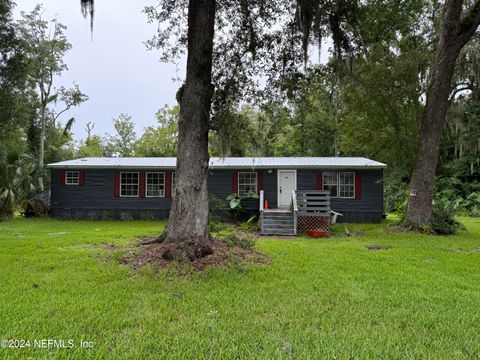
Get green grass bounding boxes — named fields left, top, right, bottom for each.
left=1, top=217, right=480, bottom=359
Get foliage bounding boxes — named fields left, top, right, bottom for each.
left=222, top=232, right=256, bottom=249
left=383, top=170, right=410, bottom=213
left=134, top=105, right=178, bottom=157
left=226, top=191, right=259, bottom=221
left=0, top=0, right=31, bottom=151
left=105, top=113, right=137, bottom=157
left=0, top=151, right=39, bottom=219
left=76, top=135, right=106, bottom=158
left=15, top=4, right=87, bottom=191
left=428, top=200, right=464, bottom=235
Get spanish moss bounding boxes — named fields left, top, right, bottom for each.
left=81, top=0, right=94, bottom=33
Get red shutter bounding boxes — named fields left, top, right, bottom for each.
left=139, top=172, right=146, bottom=198
left=232, top=171, right=238, bottom=193
left=355, top=171, right=362, bottom=199
left=114, top=171, right=120, bottom=198
left=316, top=171, right=323, bottom=190
left=79, top=171, right=85, bottom=186
left=59, top=171, right=66, bottom=186
left=257, top=171, right=263, bottom=195
left=165, top=172, right=172, bottom=198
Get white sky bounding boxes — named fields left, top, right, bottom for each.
left=14, top=1, right=331, bottom=141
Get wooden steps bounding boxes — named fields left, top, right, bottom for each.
left=261, top=211, right=296, bottom=235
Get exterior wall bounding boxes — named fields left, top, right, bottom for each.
left=297, top=169, right=384, bottom=223
left=51, top=167, right=383, bottom=223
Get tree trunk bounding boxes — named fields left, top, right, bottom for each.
left=163, top=0, right=216, bottom=260
left=405, top=0, right=480, bottom=227
left=38, top=104, right=46, bottom=191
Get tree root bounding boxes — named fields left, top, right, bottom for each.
left=140, top=232, right=166, bottom=245
left=161, top=236, right=213, bottom=261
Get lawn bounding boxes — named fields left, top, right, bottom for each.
left=1, top=217, right=480, bottom=359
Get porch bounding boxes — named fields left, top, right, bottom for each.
left=259, top=190, right=334, bottom=236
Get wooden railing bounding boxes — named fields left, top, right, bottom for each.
left=296, top=190, right=330, bottom=215
left=259, top=190, right=264, bottom=233
left=259, top=190, right=264, bottom=213
left=290, top=191, right=298, bottom=235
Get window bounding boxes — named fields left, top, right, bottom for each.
left=146, top=172, right=165, bottom=197
left=238, top=172, right=257, bottom=196
left=339, top=172, right=355, bottom=198
left=323, top=172, right=355, bottom=199
left=120, top=172, right=139, bottom=197
left=65, top=171, right=79, bottom=185
left=323, top=172, right=338, bottom=197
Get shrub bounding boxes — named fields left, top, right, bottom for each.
left=226, top=191, right=258, bottom=222
left=0, top=152, right=40, bottom=219
left=430, top=200, right=464, bottom=235
left=383, top=171, right=409, bottom=213
left=223, top=233, right=256, bottom=249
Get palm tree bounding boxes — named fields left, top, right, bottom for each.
left=0, top=151, right=40, bottom=219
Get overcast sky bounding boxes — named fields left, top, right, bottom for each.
left=14, top=0, right=184, bottom=141
left=14, top=1, right=330, bottom=142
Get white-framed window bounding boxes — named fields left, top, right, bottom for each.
left=323, top=172, right=338, bottom=197
left=120, top=172, right=139, bottom=197
left=65, top=171, right=80, bottom=185
left=146, top=172, right=165, bottom=197
left=323, top=172, right=355, bottom=199
left=339, top=172, right=355, bottom=198
left=238, top=172, right=257, bottom=196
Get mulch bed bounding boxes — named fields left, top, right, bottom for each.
left=119, top=237, right=270, bottom=272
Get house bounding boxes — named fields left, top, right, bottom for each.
left=48, top=157, right=386, bottom=228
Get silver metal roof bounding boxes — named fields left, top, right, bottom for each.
left=48, top=157, right=386, bottom=169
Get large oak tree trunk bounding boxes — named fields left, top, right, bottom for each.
left=163, top=0, right=216, bottom=260
left=405, top=0, right=480, bottom=227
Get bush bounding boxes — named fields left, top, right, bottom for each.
left=223, top=233, right=256, bottom=249
left=383, top=171, right=409, bottom=213
left=429, top=201, right=464, bottom=235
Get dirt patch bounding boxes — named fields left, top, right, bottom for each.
left=119, top=237, right=269, bottom=272
left=366, top=245, right=391, bottom=251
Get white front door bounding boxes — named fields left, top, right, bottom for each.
left=278, top=170, right=296, bottom=207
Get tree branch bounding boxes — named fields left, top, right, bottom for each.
left=460, top=0, right=480, bottom=42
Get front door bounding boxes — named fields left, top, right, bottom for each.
left=278, top=170, right=296, bottom=207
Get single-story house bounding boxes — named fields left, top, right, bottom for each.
left=48, top=157, right=386, bottom=224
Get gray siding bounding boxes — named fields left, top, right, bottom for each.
left=51, top=167, right=383, bottom=223
left=297, top=169, right=383, bottom=222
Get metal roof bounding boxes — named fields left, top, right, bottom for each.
left=48, top=157, right=386, bottom=169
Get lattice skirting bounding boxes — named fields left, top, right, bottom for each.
left=297, top=215, right=330, bottom=233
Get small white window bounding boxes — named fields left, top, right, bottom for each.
left=146, top=172, right=165, bottom=197
left=120, top=172, right=139, bottom=197
left=238, top=172, right=257, bottom=196
left=323, top=172, right=338, bottom=197
left=65, top=171, right=79, bottom=185
left=339, top=172, right=355, bottom=198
